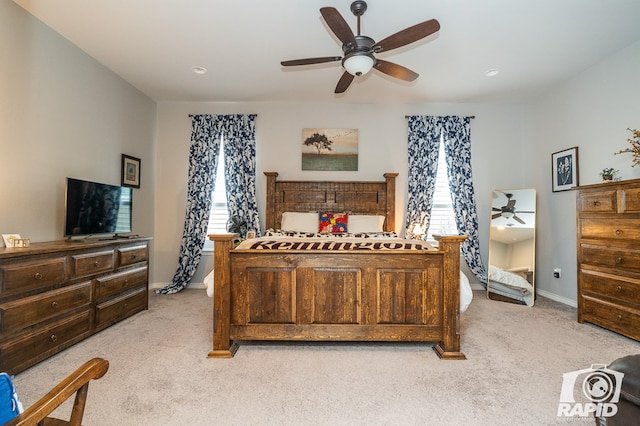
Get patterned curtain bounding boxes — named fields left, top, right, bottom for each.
left=405, top=115, right=487, bottom=285
left=222, top=115, right=261, bottom=236
left=405, top=116, right=441, bottom=239
left=157, top=114, right=259, bottom=294
left=442, top=116, right=488, bottom=285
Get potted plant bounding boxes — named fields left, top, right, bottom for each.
left=600, top=168, right=618, bottom=182
left=615, top=128, right=640, bottom=167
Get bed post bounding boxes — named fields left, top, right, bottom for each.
left=264, top=172, right=278, bottom=230
left=383, top=173, right=398, bottom=232
left=433, top=234, right=468, bottom=360
left=207, top=233, right=239, bottom=358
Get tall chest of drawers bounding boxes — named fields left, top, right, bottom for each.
left=577, top=179, right=640, bottom=341
left=0, top=238, right=151, bottom=374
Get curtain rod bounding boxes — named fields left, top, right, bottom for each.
left=405, top=115, right=475, bottom=119
left=188, top=114, right=258, bottom=117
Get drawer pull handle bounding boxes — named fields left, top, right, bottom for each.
left=51, top=301, right=59, bottom=308
left=615, top=257, right=624, bottom=264
left=130, top=255, right=137, bottom=261
left=93, top=261, right=100, bottom=268
left=50, top=334, right=57, bottom=343
left=593, top=201, right=601, bottom=207
left=617, top=314, right=622, bottom=321
left=616, top=286, right=622, bottom=293
left=615, top=229, right=622, bottom=236
left=34, top=272, right=43, bottom=280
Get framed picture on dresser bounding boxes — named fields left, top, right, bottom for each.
left=552, top=146, right=579, bottom=192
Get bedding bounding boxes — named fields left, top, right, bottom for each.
left=488, top=265, right=534, bottom=306
left=205, top=233, right=473, bottom=313
left=279, top=211, right=387, bottom=234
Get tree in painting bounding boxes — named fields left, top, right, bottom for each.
left=303, top=132, right=333, bottom=154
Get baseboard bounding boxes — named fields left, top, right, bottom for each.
left=536, top=288, right=577, bottom=307
left=150, top=282, right=205, bottom=290
left=469, top=283, right=576, bottom=307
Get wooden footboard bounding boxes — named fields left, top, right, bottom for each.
left=208, top=234, right=467, bottom=360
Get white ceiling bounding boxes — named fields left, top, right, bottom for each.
left=13, top=0, right=640, bottom=104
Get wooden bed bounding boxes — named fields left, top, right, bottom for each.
left=208, top=172, right=467, bottom=360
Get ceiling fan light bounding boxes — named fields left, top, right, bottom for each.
left=343, top=54, right=374, bottom=76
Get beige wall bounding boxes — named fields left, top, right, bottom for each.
left=0, top=2, right=157, bottom=279
left=154, top=102, right=527, bottom=288
left=526, top=40, right=640, bottom=305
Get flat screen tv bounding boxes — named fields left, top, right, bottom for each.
left=64, top=177, right=133, bottom=238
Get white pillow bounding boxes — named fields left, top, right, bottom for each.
left=488, top=265, right=531, bottom=290
left=348, top=215, right=385, bottom=233
left=280, top=212, right=318, bottom=233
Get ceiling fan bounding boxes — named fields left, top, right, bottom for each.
left=492, top=193, right=533, bottom=225
left=280, top=1, right=440, bottom=94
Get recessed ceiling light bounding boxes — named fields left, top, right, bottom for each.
left=191, top=66, right=208, bottom=75
left=485, top=69, right=500, bottom=77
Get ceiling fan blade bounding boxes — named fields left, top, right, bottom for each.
left=374, top=59, right=419, bottom=81
left=492, top=213, right=502, bottom=220
left=320, top=7, right=356, bottom=47
left=513, top=215, right=526, bottom=225
left=373, top=19, right=440, bottom=53
left=506, top=199, right=516, bottom=209
left=335, top=71, right=355, bottom=94
left=492, top=207, right=502, bottom=212
left=281, top=56, right=342, bottom=67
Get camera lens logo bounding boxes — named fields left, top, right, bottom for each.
left=558, top=364, right=624, bottom=418
left=583, top=371, right=615, bottom=403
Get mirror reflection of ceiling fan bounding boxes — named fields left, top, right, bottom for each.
left=492, top=192, right=534, bottom=224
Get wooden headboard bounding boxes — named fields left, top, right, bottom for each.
left=264, top=172, right=398, bottom=232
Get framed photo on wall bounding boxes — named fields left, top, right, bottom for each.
left=551, top=147, right=579, bottom=192
left=121, top=154, right=141, bottom=188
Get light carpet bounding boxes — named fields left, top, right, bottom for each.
left=12, top=289, right=639, bottom=425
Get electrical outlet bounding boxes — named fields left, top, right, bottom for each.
left=553, top=268, right=561, bottom=278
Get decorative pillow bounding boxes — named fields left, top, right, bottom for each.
left=319, top=212, right=348, bottom=234
left=280, top=212, right=319, bottom=233
left=348, top=215, right=386, bottom=233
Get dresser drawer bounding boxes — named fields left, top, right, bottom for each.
left=0, top=310, right=91, bottom=375
left=95, top=287, right=147, bottom=329
left=117, top=245, right=148, bottom=267
left=95, top=266, right=147, bottom=300
left=580, top=244, right=640, bottom=273
left=581, top=296, right=640, bottom=340
left=72, top=250, right=114, bottom=278
left=0, top=257, right=67, bottom=294
left=580, top=269, right=640, bottom=307
left=577, top=190, right=617, bottom=213
left=622, top=186, right=640, bottom=212
left=0, top=281, right=92, bottom=333
left=580, top=218, right=640, bottom=240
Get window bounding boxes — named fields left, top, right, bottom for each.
left=426, top=138, right=458, bottom=241
left=204, top=139, right=229, bottom=249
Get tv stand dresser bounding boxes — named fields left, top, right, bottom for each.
left=0, top=237, right=151, bottom=374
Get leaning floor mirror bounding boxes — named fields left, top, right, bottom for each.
left=487, top=188, right=536, bottom=306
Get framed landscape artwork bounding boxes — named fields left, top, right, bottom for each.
left=301, top=128, right=358, bottom=171
left=551, top=146, right=579, bottom=192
